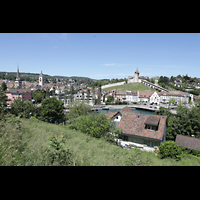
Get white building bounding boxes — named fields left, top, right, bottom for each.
left=39, top=71, right=44, bottom=86
left=128, top=68, right=141, bottom=83
left=126, top=90, right=138, bottom=103
left=159, top=91, right=193, bottom=104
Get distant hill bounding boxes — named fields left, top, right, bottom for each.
left=103, top=83, right=156, bottom=91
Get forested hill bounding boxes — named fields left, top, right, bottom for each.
left=0, top=71, right=97, bottom=82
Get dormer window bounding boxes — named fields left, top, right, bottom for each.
left=145, top=116, right=160, bottom=131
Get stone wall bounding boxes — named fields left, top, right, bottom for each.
left=101, top=81, right=125, bottom=89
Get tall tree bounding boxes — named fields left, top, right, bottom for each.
left=69, top=85, right=74, bottom=104
left=97, top=84, right=102, bottom=105
left=1, top=82, right=7, bottom=91
left=87, top=89, right=90, bottom=104
left=37, top=97, right=64, bottom=123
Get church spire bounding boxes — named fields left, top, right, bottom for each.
left=16, top=64, right=20, bottom=80
left=17, top=64, right=20, bottom=79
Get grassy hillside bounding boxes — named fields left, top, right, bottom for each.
left=1, top=116, right=200, bottom=166
left=104, top=83, right=156, bottom=91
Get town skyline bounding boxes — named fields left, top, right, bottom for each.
left=1, top=33, right=200, bottom=79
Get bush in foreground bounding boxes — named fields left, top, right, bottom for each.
left=158, top=141, right=182, bottom=160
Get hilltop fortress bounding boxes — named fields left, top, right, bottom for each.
left=102, top=68, right=169, bottom=92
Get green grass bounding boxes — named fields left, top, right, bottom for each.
left=1, top=116, right=200, bottom=166
left=104, top=83, right=156, bottom=91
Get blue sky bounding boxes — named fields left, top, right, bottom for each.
left=0, top=33, right=200, bottom=79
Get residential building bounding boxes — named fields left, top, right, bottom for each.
left=158, top=91, right=193, bottom=104
left=194, top=95, right=200, bottom=101
left=5, top=89, right=32, bottom=105
left=126, top=90, right=138, bottom=103
left=175, top=134, right=200, bottom=151
left=107, top=106, right=167, bottom=150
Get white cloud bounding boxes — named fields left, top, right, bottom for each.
left=104, top=63, right=116, bottom=66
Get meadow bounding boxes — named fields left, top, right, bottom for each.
left=104, top=83, right=156, bottom=91
left=1, top=115, right=200, bottom=166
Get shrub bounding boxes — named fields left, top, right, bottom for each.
left=43, top=134, right=74, bottom=166
left=74, top=113, right=110, bottom=138
left=158, top=141, right=182, bottom=160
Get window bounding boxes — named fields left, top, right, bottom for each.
left=145, top=124, right=158, bottom=131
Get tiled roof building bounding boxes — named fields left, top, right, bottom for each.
left=175, top=134, right=200, bottom=151
left=107, top=106, right=167, bottom=147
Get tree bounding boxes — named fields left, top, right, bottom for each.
left=158, top=141, right=182, bottom=160
left=1, top=82, right=7, bottom=91
left=97, top=84, right=102, bottom=105
left=69, top=85, right=74, bottom=103
left=87, top=89, right=90, bottom=104
left=38, top=97, right=65, bottom=124
left=58, top=88, right=62, bottom=101
left=92, top=85, right=95, bottom=105
left=169, top=98, right=176, bottom=106
left=106, top=96, right=114, bottom=103
left=10, top=98, right=35, bottom=118
left=68, top=100, right=91, bottom=119
left=0, top=86, right=8, bottom=117
left=32, top=90, right=46, bottom=104
left=158, top=76, right=169, bottom=84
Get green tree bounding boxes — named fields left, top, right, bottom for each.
left=32, top=90, right=46, bottom=104
left=92, top=85, right=95, bottom=105
left=158, top=141, right=182, bottom=160
left=87, top=89, right=90, bottom=104
left=58, top=88, right=62, bottom=101
left=1, top=82, right=7, bottom=91
left=106, top=96, right=114, bottom=103
left=97, top=84, right=102, bottom=105
left=169, top=98, right=176, bottom=106
left=73, top=113, right=111, bottom=138
left=38, top=97, right=65, bottom=124
left=10, top=98, right=35, bottom=118
left=69, top=85, right=74, bottom=103
left=68, top=100, right=91, bottom=119
left=0, top=86, right=8, bottom=117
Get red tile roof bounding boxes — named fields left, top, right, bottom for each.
left=105, top=112, right=118, bottom=120
left=117, top=107, right=167, bottom=141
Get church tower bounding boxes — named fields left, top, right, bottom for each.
left=134, top=68, right=139, bottom=82
left=39, top=71, right=44, bottom=86
left=15, top=65, right=22, bottom=89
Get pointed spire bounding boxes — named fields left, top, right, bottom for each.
left=135, top=68, right=139, bottom=74
left=16, top=64, right=20, bottom=79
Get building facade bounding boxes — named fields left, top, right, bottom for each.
left=39, top=71, right=44, bottom=86
left=5, top=89, right=32, bottom=105
left=159, top=91, right=193, bottom=104
left=106, top=106, right=167, bottom=150
left=128, top=68, right=141, bottom=83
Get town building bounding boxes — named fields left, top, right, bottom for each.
left=158, top=91, right=193, bottom=104
left=128, top=68, right=140, bottom=83
left=39, top=71, right=44, bottom=86
left=128, top=68, right=169, bottom=92
left=15, top=66, right=22, bottom=89
left=126, top=90, right=138, bottom=103
left=106, top=106, right=167, bottom=151
left=175, top=134, right=200, bottom=151
left=5, top=89, right=32, bottom=105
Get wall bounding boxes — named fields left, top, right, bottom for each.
left=101, top=81, right=125, bottom=89
left=122, top=134, right=160, bottom=147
